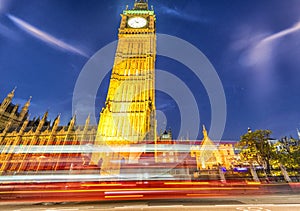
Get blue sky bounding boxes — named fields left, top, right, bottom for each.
left=0, top=0, right=300, bottom=140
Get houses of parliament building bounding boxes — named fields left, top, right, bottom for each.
left=0, top=88, right=96, bottom=175
left=0, top=0, right=235, bottom=180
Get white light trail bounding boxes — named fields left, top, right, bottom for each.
left=0, top=144, right=217, bottom=153
left=0, top=174, right=175, bottom=183
left=8, top=14, right=89, bottom=57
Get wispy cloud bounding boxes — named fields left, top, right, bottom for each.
left=231, top=20, right=300, bottom=99
left=161, top=6, right=181, bottom=17
left=0, top=0, right=9, bottom=14
left=240, top=20, right=300, bottom=67
left=0, top=22, right=18, bottom=39
left=7, top=14, right=89, bottom=57
left=261, top=21, right=300, bottom=44
left=242, top=34, right=274, bottom=67
left=159, top=5, right=208, bottom=23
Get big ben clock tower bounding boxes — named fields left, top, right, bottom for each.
left=91, top=0, right=157, bottom=175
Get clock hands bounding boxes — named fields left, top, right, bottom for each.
left=128, top=17, right=147, bottom=28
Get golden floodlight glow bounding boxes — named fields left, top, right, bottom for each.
left=90, top=0, right=157, bottom=176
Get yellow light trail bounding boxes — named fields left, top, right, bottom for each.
left=246, top=181, right=261, bottom=185
left=80, top=184, right=122, bottom=187
left=186, top=193, right=228, bottom=197
left=164, top=182, right=210, bottom=185
left=105, top=195, right=143, bottom=199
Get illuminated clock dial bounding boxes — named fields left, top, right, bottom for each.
left=128, top=17, right=147, bottom=28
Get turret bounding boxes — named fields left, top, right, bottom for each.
left=133, top=0, right=149, bottom=10
left=52, top=114, right=60, bottom=133
left=67, top=115, right=76, bottom=133
left=83, top=114, right=90, bottom=132
left=19, top=117, right=29, bottom=135
left=82, top=114, right=90, bottom=143
left=64, top=115, right=76, bottom=142
left=35, top=111, right=48, bottom=134
left=49, top=114, right=60, bottom=143
left=0, top=120, right=12, bottom=142
left=9, top=104, right=19, bottom=119
left=1, top=120, right=12, bottom=134
left=160, top=128, right=172, bottom=140
left=0, top=87, right=16, bottom=113
left=19, top=96, right=31, bottom=121
left=202, top=125, right=208, bottom=139
left=16, top=117, right=30, bottom=143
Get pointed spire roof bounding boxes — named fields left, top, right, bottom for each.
left=53, top=113, right=61, bottom=124
left=7, top=87, right=16, bottom=98
left=199, top=125, right=220, bottom=162
left=19, top=117, right=29, bottom=134
left=85, top=114, right=90, bottom=126
left=24, top=96, right=32, bottom=107
left=51, top=113, right=60, bottom=131
left=135, top=0, right=148, bottom=3
left=68, top=114, right=76, bottom=127
left=83, top=114, right=91, bottom=134
left=202, top=125, right=208, bottom=139
left=201, top=125, right=214, bottom=147
left=20, top=97, right=31, bottom=116
left=133, top=0, right=149, bottom=10
left=54, top=113, right=61, bottom=121
left=42, top=111, right=48, bottom=121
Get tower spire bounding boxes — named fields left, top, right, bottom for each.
left=202, top=125, right=208, bottom=139
left=0, top=87, right=16, bottom=112
left=35, top=111, right=48, bottom=134
left=8, top=87, right=17, bottom=98
left=133, top=0, right=149, bottom=10
left=19, top=96, right=31, bottom=121
left=51, top=114, right=60, bottom=133
left=90, top=0, right=156, bottom=175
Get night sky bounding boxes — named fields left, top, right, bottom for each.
left=0, top=0, right=300, bottom=140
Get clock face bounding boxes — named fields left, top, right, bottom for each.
left=128, top=17, right=147, bottom=28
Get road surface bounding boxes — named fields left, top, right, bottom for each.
left=1, top=194, right=300, bottom=211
